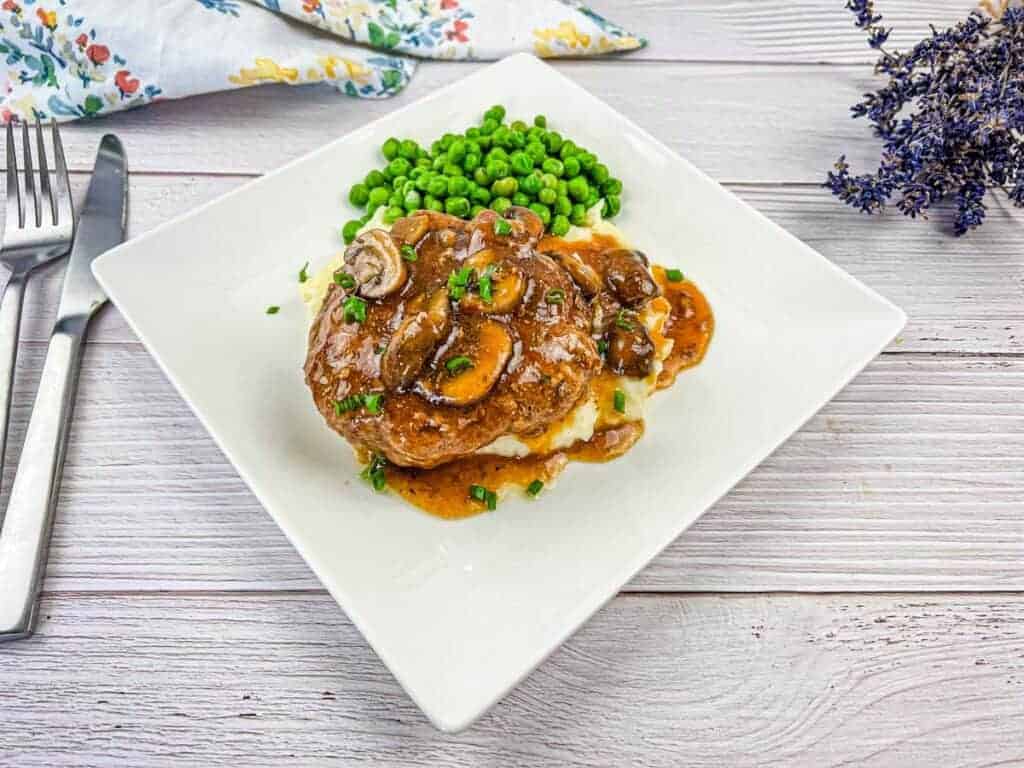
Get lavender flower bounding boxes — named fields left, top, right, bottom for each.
left=826, top=1, right=1024, bottom=235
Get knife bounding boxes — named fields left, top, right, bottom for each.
left=0, top=135, right=127, bottom=641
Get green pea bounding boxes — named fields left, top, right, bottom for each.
left=409, top=167, right=424, bottom=180
left=391, top=175, right=408, bottom=192
left=534, top=114, right=547, bottom=129
left=383, top=205, right=405, bottom=224
left=487, top=147, right=509, bottom=162
left=476, top=134, right=492, bottom=150
left=365, top=169, right=388, bottom=189
left=386, top=157, right=411, bottom=179
left=446, top=163, right=465, bottom=178
left=484, top=104, right=506, bottom=123
left=590, top=163, right=610, bottom=184
left=527, top=126, right=546, bottom=143
left=480, top=118, right=499, bottom=135
left=417, top=147, right=429, bottom=159
left=470, top=204, right=486, bottom=217
left=365, top=201, right=380, bottom=218
left=440, top=133, right=457, bottom=150
left=512, top=191, right=530, bottom=207
left=492, top=126, right=512, bottom=147
left=388, top=191, right=403, bottom=207
left=584, top=188, right=600, bottom=209
left=520, top=173, right=542, bottom=196
left=570, top=203, right=587, bottom=226
left=541, top=158, right=564, bottom=177
left=511, top=119, right=528, bottom=133
left=602, top=178, right=623, bottom=196
left=423, top=193, right=438, bottom=208
left=550, top=214, right=570, bottom=236
left=382, top=138, right=400, bottom=160
left=431, top=155, right=447, bottom=171
left=426, top=198, right=444, bottom=213
left=464, top=152, right=481, bottom=172
left=401, top=189, right=420, bottom=210
left=492, top=196, right=512, bottom=215
left=430, top=140, right=445, bottom=156
left=342, top=219, right=361, bottom=244
left=349, top=183, right=370, bottom=207
left=445, top=196, right=471, bottom=218
left=448, top=175, right=470, bottom=197
left=466, top=140, right=482, bottom=156
left=399, top=139, right=419, bottom=160
left=509, top=151, right=533, bottom=176
left=578, top=152, right=597, bottom=172
left=541, top=173, right=558, bottom=190
left=486, top=158, right=510, bottom=180
left=368, top=186, right=390, bottom=207
left=471, top=185, right=491, bottom=204
left=416, top=157, right=432, bottom=170
left=563, top=156, right=581, bottom=178
left=508, top=131, right=526, bottom=149
left=491, top=176, right=518, bottom=197
left=604, top=194, right=621, bottom=217
left=448, top=139, right=467, bottom=163
left=567, top=176, right=590, bottom=202
left=556, top=180, right=568, bottom=197
left=525, top=140, right=547, bottom=164
left=414, top=173, right=431, bottom=192
left=559, top=140, right=578, bottom=160
left=528, top=202, right=551, bottom=226
left=427, top=176, right=448, bottom=197
left=538, top=187, right=557, bottom=205
left=401, top=180, right=417, bottom=197
left=474, top=167, right=491, bottom=187
left=544, top=131, right=563, bottom=154
left=466, top=127, right=480, bottom=140
left=555, top=195, right=572, bottom=216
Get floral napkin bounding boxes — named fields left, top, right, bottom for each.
left=0, top=0, right=644, bottom=122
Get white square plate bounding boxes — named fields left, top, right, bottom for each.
left=93, top=54, right=905, bottom=732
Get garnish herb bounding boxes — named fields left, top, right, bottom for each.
left=400, top=244, right=418, bottom=262
left=361, top=454, right=388, bottom=491
left=613, top=389, right=627, bottom=414
left=615, top=309, right=634, bottom=331
left=265, top=305, right=280, bottom=315
left=469, top=484, right=498, bottom=510
left=526, top=479, right=544, bottom=497
left=343, top=296, right=367, bottom=324
left=545, top=289, right=565, bottom=304
left=665, top=268, right=684, bottom=283
left=363, top=392, right=383, bottom=415
left=447, top=266, right=473, bottom=300
left=445, top=355, right=474, bottom=376
left=334, top=392, right=385, bottom=416
left=477, top=264, right=496, bottom=303
left=298, top=262, right=310, bottom=283
left=494, top=218, right=512, bottom=236
left=597, top=339, right=608, bottom=356
left=334, top=271, right=356, bottom=289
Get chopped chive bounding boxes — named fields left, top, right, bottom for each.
left=526, top=479, right=544, bottom=497
left=615, top=309, right=634, bottom=331
left=446, top=355, right=474, bottom=376
left=485, top=489, right=498, bottom=511
left=478, top=273, right=494, bottom=303
left=363, top=392, right=384, bottom=415
left=597, top=339, right=608, bottom=356
left=361, top=454, right=388, bottom=491
left=613, top=389, right=627, bottom=414
left=298, top=262, right=310, bottom=283
left=334, top=271, right=356, bottom=289
left=665, top=268, right=685, bottom=283
left=343, top=296, right=367, bottom=324
left=401, top=244, right=418, bottom=262
left=545, top=289, right=565, bottom=305
left=265, top=305, right=280, bottom=315
left=335, top=392, right=384, bottom=416
left=494, top=218, right=512, bottom=236
left=448, top=266, right=473, bottom=300
left=469, top=484, right=487, bottom=502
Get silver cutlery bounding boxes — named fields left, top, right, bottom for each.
left=0, top=134, right=127, bottom=641
left=0, top=121, right=75, bottom=483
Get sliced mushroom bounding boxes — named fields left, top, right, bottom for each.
left=590, top=291, right=623, bottom=336
left=551, top=250, right=602, bottom=297
left=381, top=289, right=451, bottom=390
left=459, top=249, right=525, bottom=314
left=343, top=229, right=407, bottom=299
left=433, top=320, right=513, bottom=406
left=505, top=206, right=545, bottom=242
left=606, top=322, right=656, bottom=378
left=391, top=214, right=430, bottom=245
left=603, top=249, right=660, bottom=307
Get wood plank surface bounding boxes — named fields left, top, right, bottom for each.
left=1, top=345, right=1013, bottom=594
left=1, top=592, right=1022, bottom=767
left=17, top=177, right=1024, bottom=354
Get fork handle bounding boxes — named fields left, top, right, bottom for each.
left=0, top=313, right=88, bottom=640
left=0, top=271, right=26, bottom=484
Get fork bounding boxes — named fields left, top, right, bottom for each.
left=0, top=121, right=75, bottom=482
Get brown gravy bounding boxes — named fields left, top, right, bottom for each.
left=369, top=234, right=714, bottom=520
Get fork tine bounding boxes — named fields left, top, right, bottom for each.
left=21, top=120, right=39, bottom=227
left=50, top=120, right=72, bottom=229
left=35, top=121, right=54, bottom=226
left=5, top=121, right=22, bottom=230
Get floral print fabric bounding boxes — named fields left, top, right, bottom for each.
left=0, top=0, right=644, bottom=122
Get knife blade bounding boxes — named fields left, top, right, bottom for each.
left=0, top=134, right=127, bottom=641
left=57, top=133, right=127, bottom=319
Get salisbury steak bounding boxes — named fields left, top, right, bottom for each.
left=305, top=208, right=603, bottom=468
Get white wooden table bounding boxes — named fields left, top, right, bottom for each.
left=2, top=2, right=1023, bottom=764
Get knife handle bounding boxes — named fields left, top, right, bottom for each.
left=0, top=313, right=88, bottom=641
